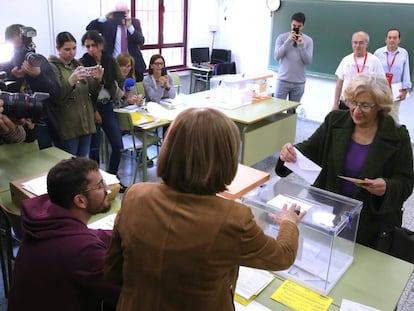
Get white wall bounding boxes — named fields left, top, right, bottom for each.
left=1, top=0, right=411, bottom=127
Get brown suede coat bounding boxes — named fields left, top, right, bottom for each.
left=105, top=183, right=299, bottom=311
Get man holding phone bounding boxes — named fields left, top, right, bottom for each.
left=274, top=12, right=313, bottom=112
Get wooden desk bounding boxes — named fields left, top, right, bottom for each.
left=185, top=91, right=299, bottom=165
left=253, top=243, right=413, bottom=310
left=116, top=93, right=297, bottom=181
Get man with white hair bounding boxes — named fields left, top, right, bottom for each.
left=87, top=1, right=146, bottom=81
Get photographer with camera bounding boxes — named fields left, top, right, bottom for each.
left=274, top=12, right=313, bottom=113
left=0, top=24, right=61, bottom=149
left=86, top=1, right=146, bottom=82
left=0, top=98, right=25, bottom=144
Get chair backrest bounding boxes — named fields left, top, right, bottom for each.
left=213, top=62, right=236, bottom=75
left=170, top=72, right=181, bottom=94
left=0, top=204, right=16, bottom=298
left=136, top=81, right=145, bottom=98
left=211, top=49, right=231, bottom=64
left=115, top=111, right=142, bottom=151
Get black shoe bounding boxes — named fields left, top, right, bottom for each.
left=119, top=183, right=128, bottom=194
left=147, top=160, right=154, bottom=168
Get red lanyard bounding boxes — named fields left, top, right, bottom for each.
left=385, top=51, right=398, bottom=72
left=353, top=52, right=368, bottom=73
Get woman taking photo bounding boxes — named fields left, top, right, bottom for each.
left=143, top=54, right=176, bottom=103
left=49, top=31, right=103, bottom=156
left=80, top=30, right=125, bottom=184
left=276, top=72, right=414, bottom=250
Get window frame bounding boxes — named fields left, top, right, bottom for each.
left=131, top=0, right=188, bottom=71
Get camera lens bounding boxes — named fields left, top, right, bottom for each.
left=0, top=92, right=46, bottom=121
left=25, top=51, right=47, bottom=67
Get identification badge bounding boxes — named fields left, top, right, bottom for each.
left=385, top=72, right=394, bottom=86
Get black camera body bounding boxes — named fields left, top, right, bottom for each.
left=0, top=91, right=48, bottom=122
left=161, top=67, right=167, bottom=76
left=292, top=27, right=300, bottom=47
left=13, top=26, right=47, bottom=67
left=113, top=11, right=127, bottom=25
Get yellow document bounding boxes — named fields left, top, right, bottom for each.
left=271, top=280, right=333, bottom=311
left=130, top=112, right=155, bottom=126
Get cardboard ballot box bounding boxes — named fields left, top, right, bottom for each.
left=241, top=177, right=362, bottom=295
left=10, top=172, right=120, bottom=208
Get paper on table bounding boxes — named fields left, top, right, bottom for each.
left=283, top=147, right=321, bottom=184
left=146, top=101, right=185, bottom=121
left=271, top=280, right=333, bottom=311
left=88, top=213, right=117, bottom=230
left=22, top=175, right=47, bottom=196
left=235, top=266, right=274, bottom=300
left=340, top=299, right=381, bottom=311
left=21, top=170, right=119, bottom=197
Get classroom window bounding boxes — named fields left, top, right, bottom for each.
left=132, top=0, right=188, bottom=70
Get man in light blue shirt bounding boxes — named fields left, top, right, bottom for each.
left=374, top=28, right=411, bottom=123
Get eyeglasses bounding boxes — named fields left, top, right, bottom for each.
left=152, top=62, right=164, bottom=66
left=352, top=41, right=367, bottom=45
left=348, top=101, right=376, bottom=112
left=83, top=180, right=107, bottom=193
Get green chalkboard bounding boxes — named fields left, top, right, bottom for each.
left=269, top=0, right=414, bottom=79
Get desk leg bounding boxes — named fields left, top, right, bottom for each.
left=142, top=131, right=148, bottom=182
left=189, top=70, right=194, bottom=94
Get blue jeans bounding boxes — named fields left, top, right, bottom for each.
left=56, top=135, right=92, bottom=157
left=89, top=102, right=123, bottom=175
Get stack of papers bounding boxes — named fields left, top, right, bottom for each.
left=88, top=213, right=117, bottom=230
left=235, top=266, right=274, bottom=305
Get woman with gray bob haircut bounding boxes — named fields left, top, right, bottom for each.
left=276, top=72, right=414, bottom=250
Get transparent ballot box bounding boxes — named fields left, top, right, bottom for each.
left=241, top=177, right=362, bottom=295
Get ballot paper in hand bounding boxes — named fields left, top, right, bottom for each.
left=391, top=82, right=403, bottom=101
left=283, top=147, right=322, bottom=184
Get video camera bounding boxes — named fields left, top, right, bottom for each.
left=0, top=71, right=47, bottom=121
left=14, top=26, right=47, bottom=67
left=0, top=91, right=48, bottom=122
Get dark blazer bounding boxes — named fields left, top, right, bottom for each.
left=86, top=17, right=146, bottom=79
left=276, top=110, right=414, bottom=248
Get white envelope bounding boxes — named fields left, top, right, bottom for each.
left=283, top=147, right=321, bottom=184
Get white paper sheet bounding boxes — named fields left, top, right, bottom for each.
left=283, top=147, right=321, bottom=184
left=340, top=299, right=381, bottom=311
left=87, top=213, right=117, bottom=230
left=391, top=82, right=403, bottom=101
left=21, top=170, right=119, bottom=197
left=235, top=266, right=274, bottom=300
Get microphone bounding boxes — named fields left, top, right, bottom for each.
left=124, top=78, right=136, bottom=92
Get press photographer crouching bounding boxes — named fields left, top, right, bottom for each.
left=0, top=24, right=60, bottom=149
left=0, top=97, right=25, bottom=144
